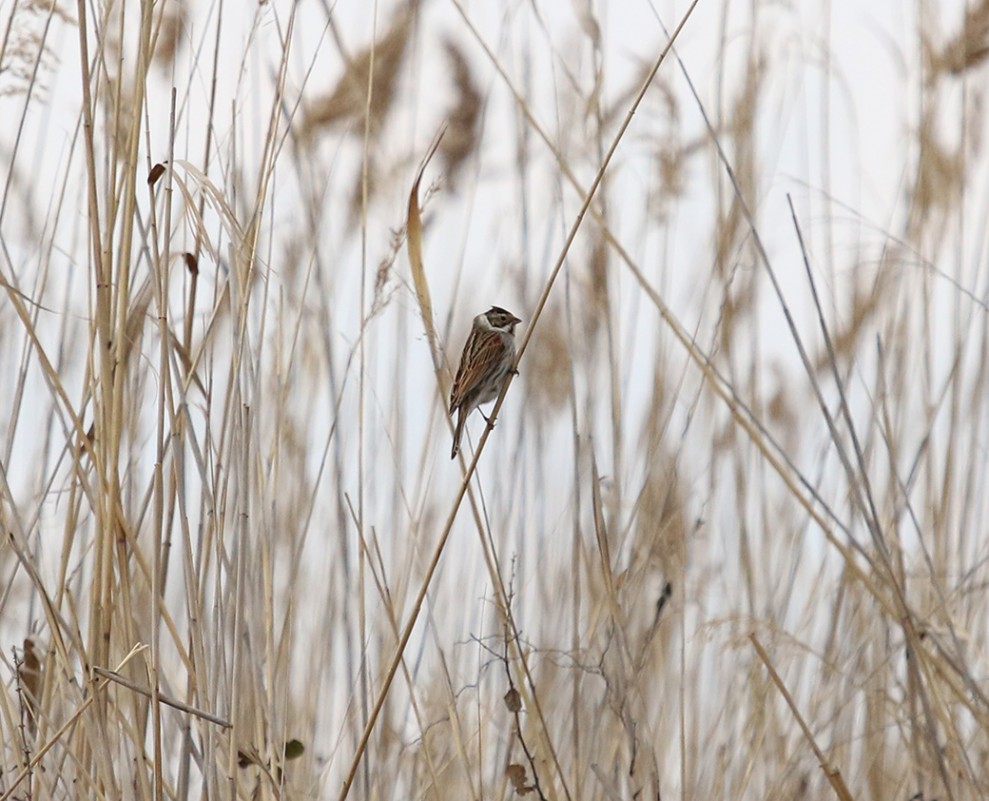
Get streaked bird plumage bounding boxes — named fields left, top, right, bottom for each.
left=449, top=306, right=521, bottom=459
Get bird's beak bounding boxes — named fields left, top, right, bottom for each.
left=512, top=314, right=522, bottom=324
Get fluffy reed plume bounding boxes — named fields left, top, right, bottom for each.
left=302, top=8, right=412, bottom=140
left=912, top=106, right=963, bottom=225
left=1, top=2, right=988, bottom=800
left=152, top=0, right=186, bottom=72
left=439, top=38, right=481, bottom=188
left=0, top=0, right=72, bottom=97
left=522, top=302, right=570, bottom=418
left=929, top=0, right=989, bottom=74
left=713, top=54, right=762, bottom=283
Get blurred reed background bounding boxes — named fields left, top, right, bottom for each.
left=0, top=0, right=987, bottom=799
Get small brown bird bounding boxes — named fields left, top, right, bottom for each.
left=449, top=306, right=521, bottom=459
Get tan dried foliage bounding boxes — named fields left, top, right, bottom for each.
left=717, top=272, right=756, bottom=359
left=767, top=374, right=797, bottom=446
left=522, top=303, right=571, bottom=418
left=634, top=376, right=685, bottom=583
left=153, top=0, right=186, bottom=72
left=627, top=453, right=684, bottom=654
left=813, top=275, right=884, bottom=371
left=715, top=56, right=763, bottom=281
left=439, top=39, right=481, bottom=187
left=18, top=638, right=42, bottom=735
left=347, top=152, right=379, bottom=219
left=913, top=108, right=963, bottom=223
left=586, top=231, right=609, bottom=336
left=302, top=9, right=412, bottom=140
left=656, top=142, right=684, bottom=210
left=506, top=763, right=533, bottom=796
left=406, top=132, right=444, bottom=364
left=0, top=0, right=73, bottom=97
left=101, top=76, right=137, bottom=157
left=930, top=0, right=989, bottom=75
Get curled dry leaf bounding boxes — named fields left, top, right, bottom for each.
left=237, top=748, right=260, bottom=769
left=283, top=739, right=305, bottom=761
left=506, top=763, right=533, bottom=795
left=18, top=639, right=41, bottom=734
left=503, top=687, right=521, bottom=712
left=148, top=162, right=166, bottom=186
left=407, top=129, right=445, bottom=366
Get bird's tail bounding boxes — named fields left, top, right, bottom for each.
left=451, top=408, right=466, bottom=459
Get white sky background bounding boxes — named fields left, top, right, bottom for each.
left=2, top=0, right=988, bottom=795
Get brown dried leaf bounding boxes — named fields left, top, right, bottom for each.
left=148, top=162, right=166, bottom=186
left=183, top=252, right=199, bottom=275
left=407, top=130, right=445, bottom=365
left=19, top=639, right=41, bottom=732
left=503, top=687, right=521, bottom=712
left=506, top=763, right=531, bottom=795
left=283, top=739, right=305, bottom=761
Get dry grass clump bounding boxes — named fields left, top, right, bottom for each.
left=1, top=1, right=988, bottom=801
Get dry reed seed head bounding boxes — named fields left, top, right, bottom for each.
left=767, top=375, right=798, bottom=449
left=347, top=152, right=379, bottom=220
left=101, top=78, right=138, bottom=158
left=367, top=227, right=405, bottom=317
left=711, top=58, right=763, bottom=279
left=929, top=0, right=989, bottom=75
left=812, top=282, right=880, bottom=371
left=153, top=0, right=186, bottom=72
left=521, top=303, right=571, bottom=418
left=0, top=0, right=73, bottom=97
left=632, top=452, right=685, bottom=572
left=301, top=9, right=412, bottom=141
left=713, top=203, right=742, bottom=280
left=586, top=232, right=609, bottom=332
left=640, top=77, right=686, bottom=220
left=715, top=273, right=759, bottom=358
left=968, top=88, right=985, bottom=154
left=653, top=140, right=685, bottom=218
left=913, top=108, right=964, bottom=223
left=439, top=39, right=482, bottom=188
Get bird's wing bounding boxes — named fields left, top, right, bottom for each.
left=450, top=329, right=504, bottom=411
